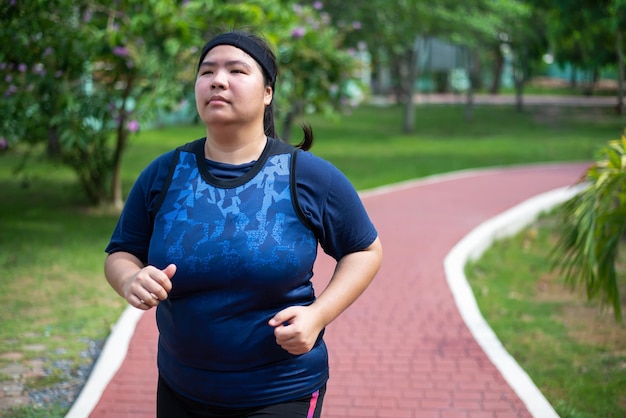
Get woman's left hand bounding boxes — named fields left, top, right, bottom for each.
left=269, top=238, right=383, bottom=355
left=269, top=306, right=325, bottom=355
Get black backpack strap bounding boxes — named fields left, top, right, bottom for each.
left=290, top=148, right=317, bottom=235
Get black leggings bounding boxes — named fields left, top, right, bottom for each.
left=157, top=376, right=326, bottom=418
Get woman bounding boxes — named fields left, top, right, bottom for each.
left=104, top=30, right=382, bottom=417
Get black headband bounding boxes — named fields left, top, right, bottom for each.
left=199, top=33, right=276, bottom=87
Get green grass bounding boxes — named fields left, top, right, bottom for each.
left=2, top=404, right=67, bottom=418
left=0, top=101, right=625, bottom=416
left=302, top=104, right=618, bottom=189
left=465, top=215, right=626, bottom=418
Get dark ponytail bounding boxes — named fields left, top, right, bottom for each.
left=263, top=97, right=313, bottom=151
left=296, top=123, right=314, bottom=151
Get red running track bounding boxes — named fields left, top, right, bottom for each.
left=87, top=162, right=589, bottom=418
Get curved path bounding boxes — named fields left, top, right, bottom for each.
left=70, top=162, right=589, bottom=418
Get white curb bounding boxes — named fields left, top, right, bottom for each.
left=444, top=184, right=583, bottom=418
left=65, top=307, right=144, bottom=418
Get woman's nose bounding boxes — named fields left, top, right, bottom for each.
left=211, top=70, right=227, bottom=89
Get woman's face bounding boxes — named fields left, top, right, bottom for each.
left=195, top=45, right=273, bottom=130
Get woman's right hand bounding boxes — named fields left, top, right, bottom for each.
left=122, top=263, right=177, bottom=310
left=105, top=252, right=177, bottom=310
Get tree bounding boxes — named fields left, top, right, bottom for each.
left=491, top=0, right=546, bottom=111
left=1, top=0, right=362, bottom=206
left=80, top=1, right=196, bottom=208
left=541, top=0, right=626, bottom=112
left=315, top=0, right=532, bottom=132
left=185, top=0, right=364, bottom=142
left=271, top=3, right=361, bottom=141
left=428, top=0, right=533, bottom=117
left=0, top=0, right=89, bottom=156
left=309, top=0, right=432, bottom=132
left=1, top=0, right=194, bottom=207
left=552, top=132, right=626, bottom=321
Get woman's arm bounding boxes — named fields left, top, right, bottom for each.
left=269, top=236, right=383, bottom=354
left=104, top=251, right=176, bottom=310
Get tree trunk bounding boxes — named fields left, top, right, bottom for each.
left=569, top=67, right=577, bottom=88
left=402, top=94, right=416, bottom=134
left=47, top=126, right=61, bottom=157
left=616, top=30, right=624, bottom=115
left=111, top=133, right=126, bottom=210
left=471, top=49, right=483, bottom=92
left=402, top=47, right=418, bottom=134
left=489, top=44, right=504, bottom=94
left=391, top=57, right=408, bottom=105
left=513, top=48, right=526, bottom=112
left=111, top=125, right=128, bottom=210
left=279, top=102, right=303, bottom=143
left=110, top=76, right=134, bottom=210
left=465, top=85, right=474, bottom=121
left=465, top=47, right=477, bottom=121
left=515, top=78, right=524, bottom=112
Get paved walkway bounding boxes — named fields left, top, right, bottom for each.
left=371, top=92, right=619, bottom=107
left=70, top=162, right=590, bottom=418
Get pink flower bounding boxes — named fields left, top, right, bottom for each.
left=313, top=1, right=323, bottom=10
left=0, top=137, right=8, bottom=150
left=127, top=120, right=139, bottom=132
left=352, top=21, right=361, bottom=30
left=5, top=85, right=17, bottom=96
left=113, top=46, right=129, bottom=57
left=291, top=27, right=306, bottom=39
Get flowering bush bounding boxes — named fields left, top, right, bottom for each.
left=1, top=0, right=365, bottom=204
left=272, top=2, right=366, bottom=140
left=1, top=0, right=193, bottom=206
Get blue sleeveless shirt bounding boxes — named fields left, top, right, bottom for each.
left=148, top=138, right=328, bottom=406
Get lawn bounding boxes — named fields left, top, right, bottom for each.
left=465, top=214, right=626, bottom=418
left=0, top=101, right=624, bottom=416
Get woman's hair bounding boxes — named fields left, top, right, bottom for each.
left=198, top=30, right=313, bottom=150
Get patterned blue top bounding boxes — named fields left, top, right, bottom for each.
left=105, top=138, right=377, bottom=407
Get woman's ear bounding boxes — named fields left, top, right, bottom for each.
left=264, top=86, right=273, bottom=105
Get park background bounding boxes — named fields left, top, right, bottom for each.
left=1, top=1, right=625, bottom=417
